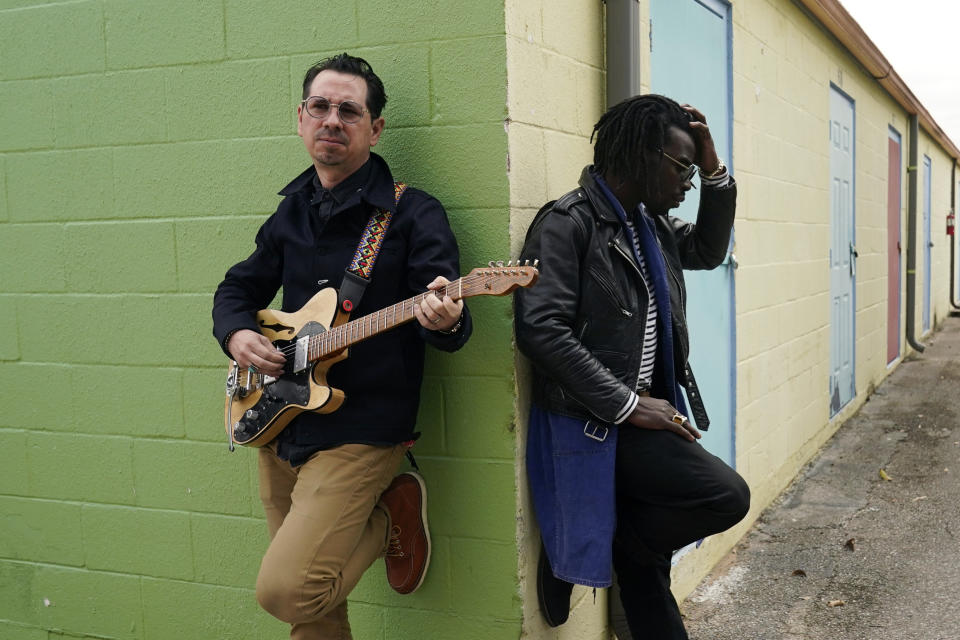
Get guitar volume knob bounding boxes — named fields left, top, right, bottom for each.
left=245, top=409, right=259, bottom=420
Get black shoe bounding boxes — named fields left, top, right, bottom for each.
left=537, top=543, right=573, bottom=627
left=608, top=573, right=634, bottom=640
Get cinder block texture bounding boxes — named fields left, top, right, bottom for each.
left=0, top=1, right=515, bottom=638
left=33, top=566, right=144, bottom=638
left=55, top=70, right=168, bottom=148
left=0, top=80, right=53, bottom=151
left=0, top=2, right=105, bottom=79
left=505, top=2, right=609, bottom=637
left=712, top=0, right=960, bottom=605
left=104, top=0, right=225, bottom=69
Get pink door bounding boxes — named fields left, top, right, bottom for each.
left=887, top=128, right=901, bottom=364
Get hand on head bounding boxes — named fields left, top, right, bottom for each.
left=680, top=103, right=721, bottom=175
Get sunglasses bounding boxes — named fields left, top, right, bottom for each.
left=662, top=151, right=698, bottom=186
left=300, top=96, right=368, bottom=124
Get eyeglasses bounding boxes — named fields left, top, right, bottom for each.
left=300, top=96, right=368, bottom=124
left=662, top=151, right=698, bottom=187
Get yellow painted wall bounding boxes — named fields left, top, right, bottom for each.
left=506, top=0, right=959, bottom=636
left=677, top=0, right=959, bottom=596
left=917, top=131, right=956, bottom=335
left=728, top=0, right=957, bottom=512
left=505, top=1, right=611, bottom=637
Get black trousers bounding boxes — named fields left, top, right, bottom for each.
left=613, top=427, right=750, bottom=640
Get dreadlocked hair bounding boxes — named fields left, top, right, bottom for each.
left=591, top=94, right=691, bottom=200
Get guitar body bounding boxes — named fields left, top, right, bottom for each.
left=222, top=260, right=540, bottom=449
left=225, top=288, right=347, bottom=447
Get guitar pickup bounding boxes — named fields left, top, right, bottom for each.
left=293, top=335, right=310, bottom=372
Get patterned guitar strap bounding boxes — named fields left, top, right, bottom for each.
left=337, top=181, right=422, bottom=472
left=336, top=181, right=408, bottom=323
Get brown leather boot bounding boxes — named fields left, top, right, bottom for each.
left=380, top=471, right=431, bottom=594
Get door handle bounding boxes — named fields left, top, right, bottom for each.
left=729, top=253, right=739, bottom=270
left=849, top=243, right=858, bottom=278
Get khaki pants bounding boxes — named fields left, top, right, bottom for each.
left=256, top=442, right=407, bottom=640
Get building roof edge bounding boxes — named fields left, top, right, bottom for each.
left=797, top=0, right=959, bottom=159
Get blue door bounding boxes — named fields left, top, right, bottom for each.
left=886, top=128, right=902, bottom=365
left=651, top=0, right=734, bottom=466
left=923, top=155, right=932, bottom=333
left=829, top=86, right=855, bottom=416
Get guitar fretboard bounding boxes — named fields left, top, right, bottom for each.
left=300, top=263, right=536, bottom=363
left=306, top=286, right=450, bottom=360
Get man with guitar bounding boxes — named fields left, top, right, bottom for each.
left=212, top=53, right=470, bottom=639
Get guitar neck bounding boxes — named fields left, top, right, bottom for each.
left=305, top=279, right=466, bottom=362
left=298, top=261, right=538, bottom=364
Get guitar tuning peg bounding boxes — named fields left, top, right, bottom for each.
left=506, top=259, right=513, bottom=267
left=496, top=260, right=505, bottom=268
left=523, top=259, right=530, bottom=266
left=488, top=260, right=496, bottom=268
left=533, top=259, right=540, bottom=268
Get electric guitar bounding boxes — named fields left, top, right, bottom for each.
left=224, top=260, right=539, bottom=449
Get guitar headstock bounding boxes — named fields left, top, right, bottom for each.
left=461, top=260, right=540, bottom=297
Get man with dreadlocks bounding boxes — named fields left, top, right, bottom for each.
left=514, top=94, right=750, bottom=638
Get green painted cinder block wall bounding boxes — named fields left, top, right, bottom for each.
left=0, top=1, right=517, bottom=638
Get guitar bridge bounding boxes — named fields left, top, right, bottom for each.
left=225, top=362, right=240, bottom=398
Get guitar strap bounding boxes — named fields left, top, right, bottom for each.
left=338, top=181, right=408, bottom=317
left=337, top=181, right=418, bottom=470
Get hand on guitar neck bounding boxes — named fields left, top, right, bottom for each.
left=227, top=329, right=287, bottom=378
left=413, top=276, right=463, bottom=332
left=228, top=276, right=462, bottom=378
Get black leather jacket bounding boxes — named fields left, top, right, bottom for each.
left=515, top=166, right=736, bottom=425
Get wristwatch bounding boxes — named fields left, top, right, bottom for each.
left=436, top=315, right=463, bottom=335
left=700, top=160, right=726, bottom=178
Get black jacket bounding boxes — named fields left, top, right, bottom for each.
left=212, top=153, right=471, bottom=460
left=514, top=166, right=735, bottom=424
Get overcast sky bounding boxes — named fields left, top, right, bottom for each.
left=837, top=0, right=960, bottom=148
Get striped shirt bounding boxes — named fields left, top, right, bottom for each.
left=625, top=211, right=659, bottom=393
left=611, top=210, right=658, bottom=425
left=613, top=168, right=731, bottom=424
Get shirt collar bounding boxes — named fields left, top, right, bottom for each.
left=278, top=153, right=398, bottom=212
left=310, top=157, right=371, bottom=206
left=592, top=169, right=650, bottom=223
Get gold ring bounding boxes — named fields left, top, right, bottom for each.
left=432, top=317, right=441, bottom=324
left=671, top=412, right=687, bottom=425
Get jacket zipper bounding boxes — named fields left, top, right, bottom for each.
left=609, top=240, right=643, bottom=318
left=667, top=263, right=685, bottom=315
left=656, top=230, right=689, bottom=362
left=578, top=321, right=589, bottom=341
left=587, top=265, right=633, bottom=317
left=651, top=219, right=686, bottom=311
left=610, top=239, right=642, bottom=279
left=611, top=239, right=649, bottom=318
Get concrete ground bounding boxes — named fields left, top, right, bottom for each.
left=681, top=315, right=960, bottom=640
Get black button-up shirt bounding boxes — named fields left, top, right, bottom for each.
left=213, top=153, right=471, bottom=463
